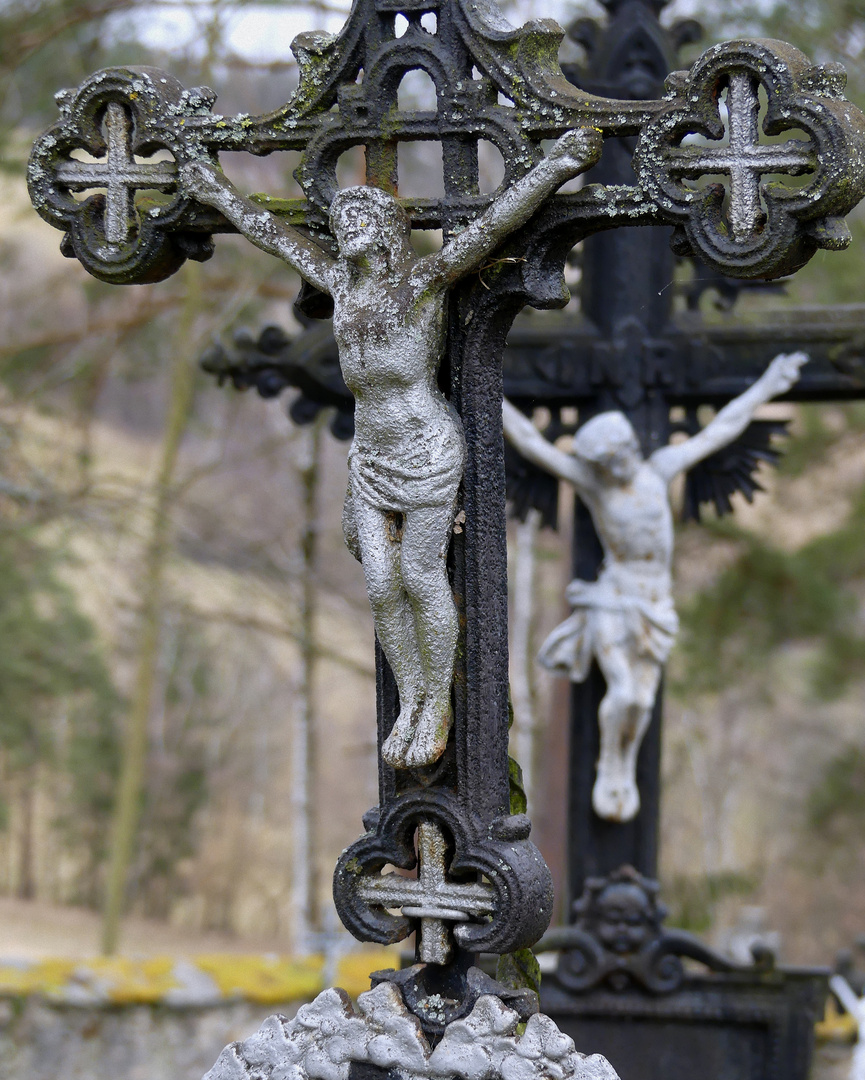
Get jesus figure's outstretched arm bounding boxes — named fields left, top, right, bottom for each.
left=415, top=127, right=603, bottom=289
left=180, top=162, right=336, bottom=294
left=501, top=398, right=597, bottom=494
left=650, top=351, right=808, bottom=484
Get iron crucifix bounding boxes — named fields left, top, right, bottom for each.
left=502, top=350, right=807, bottom=822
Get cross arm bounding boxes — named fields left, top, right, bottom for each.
left=650, top=351, right=809, bottom=483
left=414, top=128, right=603, bottom=290
left=180, top=162, right=335, bottom=295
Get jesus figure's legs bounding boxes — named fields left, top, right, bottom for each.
left=349, top=494, right=458, bottom=769
left=399, top=504, right=459, bottom=768
left=349, top=497, right=425, bottom=767
left=592, top=611, right=662, bottom=822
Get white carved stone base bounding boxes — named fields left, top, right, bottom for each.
left=203, top=982, right=619, bottom=1080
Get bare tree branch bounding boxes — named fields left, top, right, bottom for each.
left=169, top=599, right=376, bottom=678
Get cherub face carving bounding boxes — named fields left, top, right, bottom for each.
left=594, top=882, right=655, bottom=955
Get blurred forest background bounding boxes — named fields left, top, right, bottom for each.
left=2, top=0, right=865, bottom=965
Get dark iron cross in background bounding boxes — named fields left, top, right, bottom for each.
left=519, top=5, right=865, bottom=1079
left=27, top=0, right=865, bottom=1063
left=524, top=0, right=865, bottom=907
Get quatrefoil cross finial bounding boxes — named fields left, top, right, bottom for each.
left=334, top=793, right=551, bottom=963
left=635, top=38, right=865, bottom=278
left=28, top=67, right=216, bottom=284
left=669, top=71, right=814, bottom=242
left=55, top=102, right=177, bottom=247
left=357, top=822, right=496, bottom=965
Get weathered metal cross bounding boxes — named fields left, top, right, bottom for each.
left=27, top=0, right=865, bottom=1031
left=55, top=101, right=176, bottom=247
left=357, top=822, right=495, bottom=965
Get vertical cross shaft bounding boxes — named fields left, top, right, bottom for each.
left=104, top=102, right=136, bottom=245
left=404, top=823, right=463, bottom=965
left=559, top=0, right=676, bottom=906
left=726, top=72, right=763, bottom=240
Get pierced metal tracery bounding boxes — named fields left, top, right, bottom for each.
left=29, top=5, right=865, bottom=284
left=635, top=38, right=865, bottom=277
left=56, top=103, right=178, bottom=247
left=673, top=71, right=814, bottom=242
left=355, top=822, right=496, bottom=965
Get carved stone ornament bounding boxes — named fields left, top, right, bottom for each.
left=540, top=867, right=773, bottom=996
left=634, top=39, right=865, bottom=279
left=203, top=981, right=619, bottom=1080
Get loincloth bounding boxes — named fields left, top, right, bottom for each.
left=538, top=569, right=678, bottom=683
left=347, top=417, right=466, bottom=512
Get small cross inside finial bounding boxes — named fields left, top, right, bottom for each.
left=668, top=72, right=813, bottom=241
left=56, top=102, right=177, bottom=246
left=357, top=822, right=496, bottom=965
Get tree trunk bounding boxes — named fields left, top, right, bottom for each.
left=16, top=771, right=36, bottom=901
left=100, top=263, right=202, bottom=955
left=290, top=415, right=325, bottom=952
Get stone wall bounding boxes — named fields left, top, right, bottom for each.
left=0, top=954, right=854, bottom=1080
left=0, top=952, right=390, bottom=1080
left=0, top=997, right=291, bottom=1080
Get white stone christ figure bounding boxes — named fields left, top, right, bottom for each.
left=502, top=350, right=807, bottom=822
left=181, top=126, right=602, bottom=770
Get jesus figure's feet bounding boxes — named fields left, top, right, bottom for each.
left=381, top=692, right=424, bottom=769
left=592, top=757, right=641, bottom=823
left=403, top=697, right=452, bottom=769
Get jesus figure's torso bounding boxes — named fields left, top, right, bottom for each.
left=581, top=463, right=674, bottom=602
left=331, top=266, right=465, bottom=510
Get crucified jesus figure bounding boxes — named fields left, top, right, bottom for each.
left=502, top=350, right=808, bottom=821
left=181, top=127, right=602, bottom=769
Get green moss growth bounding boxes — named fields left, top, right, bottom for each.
left=495, top=947, right=541, bottom=995
left=675, top=476, right=865, bottom=700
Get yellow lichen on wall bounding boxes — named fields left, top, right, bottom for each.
left=0, top=952, right=394, bottom=1006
